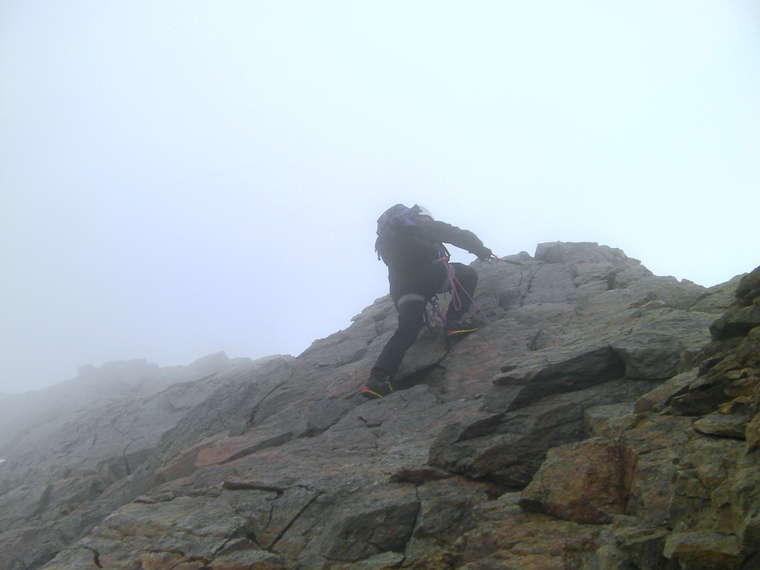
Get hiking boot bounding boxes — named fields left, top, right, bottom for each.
left=362, top=369, right=393, bottom=399
left=445, top=318, right=480, bottom=339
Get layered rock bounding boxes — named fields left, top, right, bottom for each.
left=0, top=353, right=289, bottom=570
left=1, top=242, right=756, bottom=569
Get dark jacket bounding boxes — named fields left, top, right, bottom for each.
left=387, top=217, right=492, bottom=303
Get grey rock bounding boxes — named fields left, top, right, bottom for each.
left=2, top=243, right=758, bottom=570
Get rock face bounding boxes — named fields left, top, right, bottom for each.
left=1, top=242, right=757, bottom=569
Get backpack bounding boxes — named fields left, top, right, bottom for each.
left=374, top=204, right=443, bottom=267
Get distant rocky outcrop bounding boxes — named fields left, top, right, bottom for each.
left=0, top=353, right=291, bottom=569
left=1, top=242, right=757, bottom=569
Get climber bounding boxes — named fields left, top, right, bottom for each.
left=362, top=204, right=494, bottom=399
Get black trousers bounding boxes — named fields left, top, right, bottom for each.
left=373, top=262, right=478, bottom=377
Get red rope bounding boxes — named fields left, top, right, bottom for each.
left=441, top=258, right=490, bottom=325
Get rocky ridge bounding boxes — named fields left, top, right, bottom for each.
left=0, top=242, right=757, bottom=569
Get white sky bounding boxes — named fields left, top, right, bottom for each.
left=2, top=1, right=759, bottom=394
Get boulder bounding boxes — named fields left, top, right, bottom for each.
left=520, top=437, right=626, bottom=524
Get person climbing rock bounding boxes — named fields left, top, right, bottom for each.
left=362, top=204, right=494, bottom=399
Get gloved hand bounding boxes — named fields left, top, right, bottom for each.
left=478, top=248, right=494, bottom=260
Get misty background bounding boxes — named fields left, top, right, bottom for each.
left=2, top=2, right=758, bottom=394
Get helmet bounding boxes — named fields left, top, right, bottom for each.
left=413, top=204, right=434, bottom=220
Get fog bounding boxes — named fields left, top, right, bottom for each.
left=2, top=2, right=758, bottom=394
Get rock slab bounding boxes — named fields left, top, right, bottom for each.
left=0, top=243, right=757, bottom=569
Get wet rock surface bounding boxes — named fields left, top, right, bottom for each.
left=1, top=242, right=757, bottom=569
